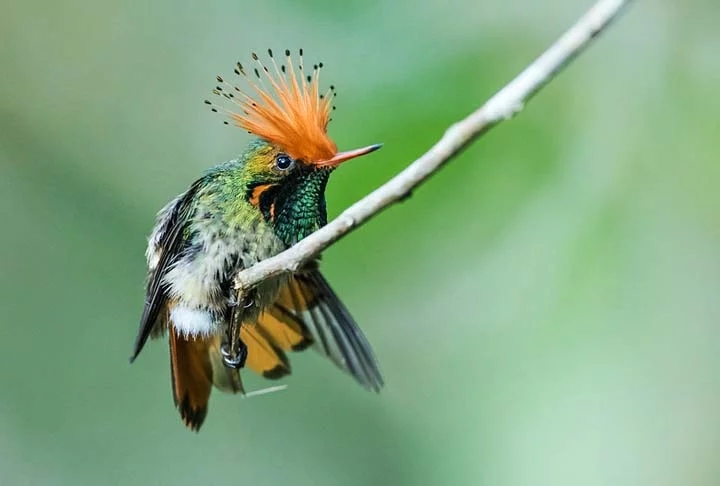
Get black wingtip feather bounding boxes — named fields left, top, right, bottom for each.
left=293, top=270, right=384, bottom=392
left=178, top=394, right=207, bottom=432
left=263, top=366, right=292, bottom=380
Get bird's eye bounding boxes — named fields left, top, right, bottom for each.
left=275, top=154, right=294, bottom=171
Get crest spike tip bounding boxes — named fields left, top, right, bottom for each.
left=210, top=50, right=338, bottom=163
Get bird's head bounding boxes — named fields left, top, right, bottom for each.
left=207, top=49, right=381, bottom=244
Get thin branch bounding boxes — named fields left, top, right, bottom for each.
left=234, top=0, right=633, bottom=292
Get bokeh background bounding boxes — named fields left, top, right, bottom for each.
left=2, top=0, right=719, bottom=484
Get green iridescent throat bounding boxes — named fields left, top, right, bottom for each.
left=265, top=168, right=330, bottom=246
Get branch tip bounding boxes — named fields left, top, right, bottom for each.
left=231, top=0, right=633, bottom=291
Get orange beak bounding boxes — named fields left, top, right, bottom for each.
left=316, top=143, right=383, bottom=168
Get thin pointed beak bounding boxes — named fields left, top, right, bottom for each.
left=317, top=143, right=383, bottom=168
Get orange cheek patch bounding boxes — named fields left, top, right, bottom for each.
left=248, top=183, right=273, bottom=208
left=269, top=201, right=276, bottom=221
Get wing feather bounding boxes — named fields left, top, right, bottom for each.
left=241, top=325, right=291, bottom=379
left=254, top=267, right=383, bottom=391
left=130, top=180, right=203, bottom=362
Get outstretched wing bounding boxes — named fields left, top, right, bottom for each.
left=130, top=180, right=203, bottom=362
left=253, top=265, right=384, bottom=391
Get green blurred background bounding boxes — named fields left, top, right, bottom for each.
left=2, top=0, right=719, bottom=484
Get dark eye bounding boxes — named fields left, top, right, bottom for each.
left=275, top=154, right=294, bottom=171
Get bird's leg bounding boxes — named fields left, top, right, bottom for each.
left=221, top=287, right=256, bottom=369
left=222, top=288, right=246, bottom=369
left=226, top=293, right=239, bottom=307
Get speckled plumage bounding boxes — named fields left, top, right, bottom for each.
left=145, top=143, right=291, bottom=338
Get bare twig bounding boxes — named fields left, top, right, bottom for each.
left=234, top=0, right=633, bottom=292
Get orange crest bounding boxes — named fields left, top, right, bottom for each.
left=209, top=49, right=338, bottom=163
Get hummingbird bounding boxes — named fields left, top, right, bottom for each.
left=130, top=49, right=383, bottom=431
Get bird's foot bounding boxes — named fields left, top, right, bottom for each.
left=227, top=290, right=255, bottom=309
left=227, top=293, right=239, bottom=307
left=221, top=340, right=248, bottom=369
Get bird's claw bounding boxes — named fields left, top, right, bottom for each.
left=221, top=340, right=248, bottom=369
left=227, top=290, right=254, bottom=309
left=227, top=294, right=239, bottom=307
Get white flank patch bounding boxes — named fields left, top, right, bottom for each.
left=163, top=238, right=235, bottom=307
left=170, top=306, right=216, bottom=337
